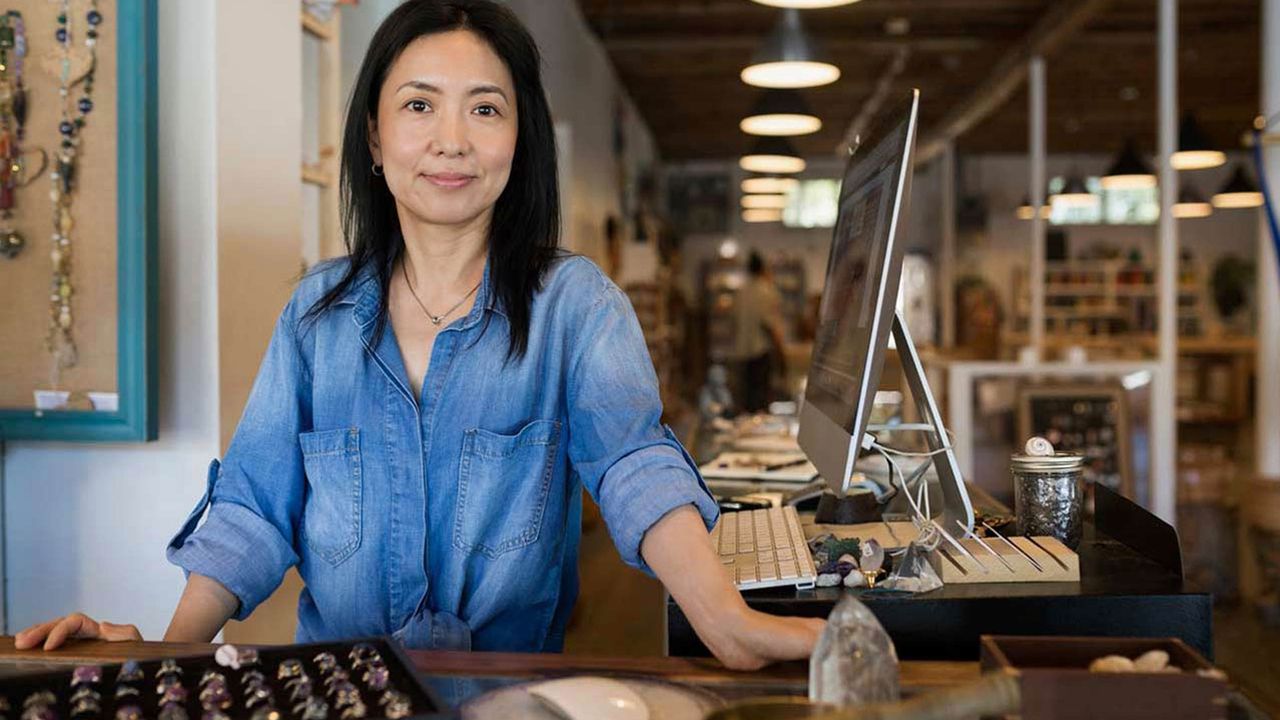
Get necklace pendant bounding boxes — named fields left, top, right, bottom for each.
left=430, top=316, right=442, bottom=325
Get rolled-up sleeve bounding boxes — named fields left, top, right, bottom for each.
left=166, top=305, right=311, bottom=620
left=565, top=280, right=719, bottom=573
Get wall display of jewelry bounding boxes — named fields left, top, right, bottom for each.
left=0, top=638, right=444, bottom=720
left=0, top=0, right=119, bottom=410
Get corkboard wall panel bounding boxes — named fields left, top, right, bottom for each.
left=0, top=0, right=118, bottom=408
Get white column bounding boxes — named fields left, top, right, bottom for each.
left=1029, top=57, right=1047, bottom=359
left=1259, top=0, right=1280, bottom=480
left=941, top=143, right=957, bottom=348
left=1152, top=0, right=1178, bottom=523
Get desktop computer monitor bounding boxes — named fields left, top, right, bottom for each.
left=797, top=88, right=974, bottom=532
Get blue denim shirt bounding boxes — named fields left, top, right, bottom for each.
left=167, top=254, right=719, bottom=652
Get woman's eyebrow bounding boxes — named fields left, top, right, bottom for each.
left=395, top=80, right=508, bottom=102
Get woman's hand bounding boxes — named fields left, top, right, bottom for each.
left=703, top=607, right=826, bottom=671
left=641, top=505, right=827, bottom=671
left=14, top=613, right=142, bottom=651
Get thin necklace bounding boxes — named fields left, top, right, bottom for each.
left=401, top=260, right=482, bottom=326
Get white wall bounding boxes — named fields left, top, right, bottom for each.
left=2, top=1, right=220, bottom=637
left=504, top=0, right=660, bottom=270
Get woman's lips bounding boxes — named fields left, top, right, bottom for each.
left=424, top=173, right=475, bottom=189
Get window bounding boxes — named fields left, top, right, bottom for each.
left=782, top=179, right=840, bottom=228
left=1047, top=176, right=1158, bottom=226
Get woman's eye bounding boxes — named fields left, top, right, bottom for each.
left=407, top=99, right=429, bottom=113
left=475, top=104, right=500, bottom=117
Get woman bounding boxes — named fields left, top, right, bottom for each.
left=17, top=1, right=822, bottom=669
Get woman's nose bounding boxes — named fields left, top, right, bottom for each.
left=430, top=114, right=468, bottom=157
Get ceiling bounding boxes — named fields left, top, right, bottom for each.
left=575, top=0, right=1261, bottom=161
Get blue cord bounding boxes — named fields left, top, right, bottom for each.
left=1251, top=128, right=1280, bottom=274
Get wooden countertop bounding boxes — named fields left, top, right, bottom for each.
left=0, top=637, right=978, bottom=693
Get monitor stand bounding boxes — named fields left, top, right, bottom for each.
left=812, top=311, right=975, bottom=532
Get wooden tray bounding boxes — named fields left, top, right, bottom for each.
left=979, top=635, right=1228, bottom=720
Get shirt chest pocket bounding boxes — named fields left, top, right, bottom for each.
left=453, top=419, right=561, bottom=560
left=300, top=427, right=363, bottom=566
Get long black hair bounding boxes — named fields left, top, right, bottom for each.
left=305, top=0, right=560, bottom=360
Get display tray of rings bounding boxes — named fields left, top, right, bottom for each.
left=4, top=638, right=445, bottom=720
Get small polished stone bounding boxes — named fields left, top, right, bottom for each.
left=330, top=682, right=360, bottom=709
left=157, top=704, right=188, bottom=720
left=21, top=706, right=56, bottom=720
left=293, top=696, right=327, bottom=720
left=198, top=683, right=231, bottom=711
left=71, top=665, right=102, bottom=687
left=312, top=653, right=337, bottom=674
left=361, top=665, right=389, bottom=692
left=69, top=688, right=100, bottom=705
left=286, top=679, right=313, bottom=704
left=114, top=706, right=142, bottom=720
left=68, top=698, right=99, bottom=719
left=380, top=691, right=411, bottom=720
left=244, top=685, right=274, bottom=710
left=276, top=660, right=304, bottom=681
left=160, top=685, right=188, bottom=706
left=248, top=708, right=280, bottom=720
left=338, top=703, right=366, bottom=720
left=22, top=693, right=56, bottom=710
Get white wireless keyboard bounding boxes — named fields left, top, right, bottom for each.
left=711, top=506, right=818, bottom=591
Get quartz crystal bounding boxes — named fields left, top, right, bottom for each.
left=809, top=594, right=900, bottom=706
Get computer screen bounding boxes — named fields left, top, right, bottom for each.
left=804, top=93, right=915, bottom=440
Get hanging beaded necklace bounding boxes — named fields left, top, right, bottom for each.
left=47, top=0, right=102, bottom=378
left=0, top=11, right=27, bottom=259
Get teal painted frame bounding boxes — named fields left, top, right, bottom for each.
left=0, top=0, right=158, bottom=442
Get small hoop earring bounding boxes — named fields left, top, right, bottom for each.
left=371, top=163, right=384, bottom=176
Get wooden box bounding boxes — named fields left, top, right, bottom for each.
left=979, top=636, right=1228, bottom=720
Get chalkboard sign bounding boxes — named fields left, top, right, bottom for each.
left=1018, top=383, right=1132, bottom=497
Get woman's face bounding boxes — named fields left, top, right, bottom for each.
left=369, top=30, right=518, bottom=230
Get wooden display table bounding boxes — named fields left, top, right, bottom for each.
left=0, top=638, right=978, bottom=709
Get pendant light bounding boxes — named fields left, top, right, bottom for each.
left=742, top=176, right=800, bottom=194
left=742, top=194, right=789, bottom=210
left=741, top=9, right=840, bottom=89
left=1172, top=112, right=1226, bottom=171
left=1172, top=185, right=1213, bottom=218
left=1015, top=195, right=1051, bottom=220
left=1100, top=139, right=1156, bottom=190
left=740, top=89, right=822, bottom=136
left=1050, top=171, right=1098, bottom=209
left=740, top=136, right=806, bottom=174
left=1211, top=164, right=1264, bottom=209
left=743, top=208, right=784, bottom=223
left=750, top=0, right=861, bottom=7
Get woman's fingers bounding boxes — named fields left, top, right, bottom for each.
left=42, top=613, right=100, bottom=651
left=13, top=619, right=60, bottom=650
left=98, top=622, right=143, bottom=642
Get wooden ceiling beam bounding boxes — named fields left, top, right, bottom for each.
left=603, top=35, right=986, bottom=54
left=915, top=0, right=1113, bottom=163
